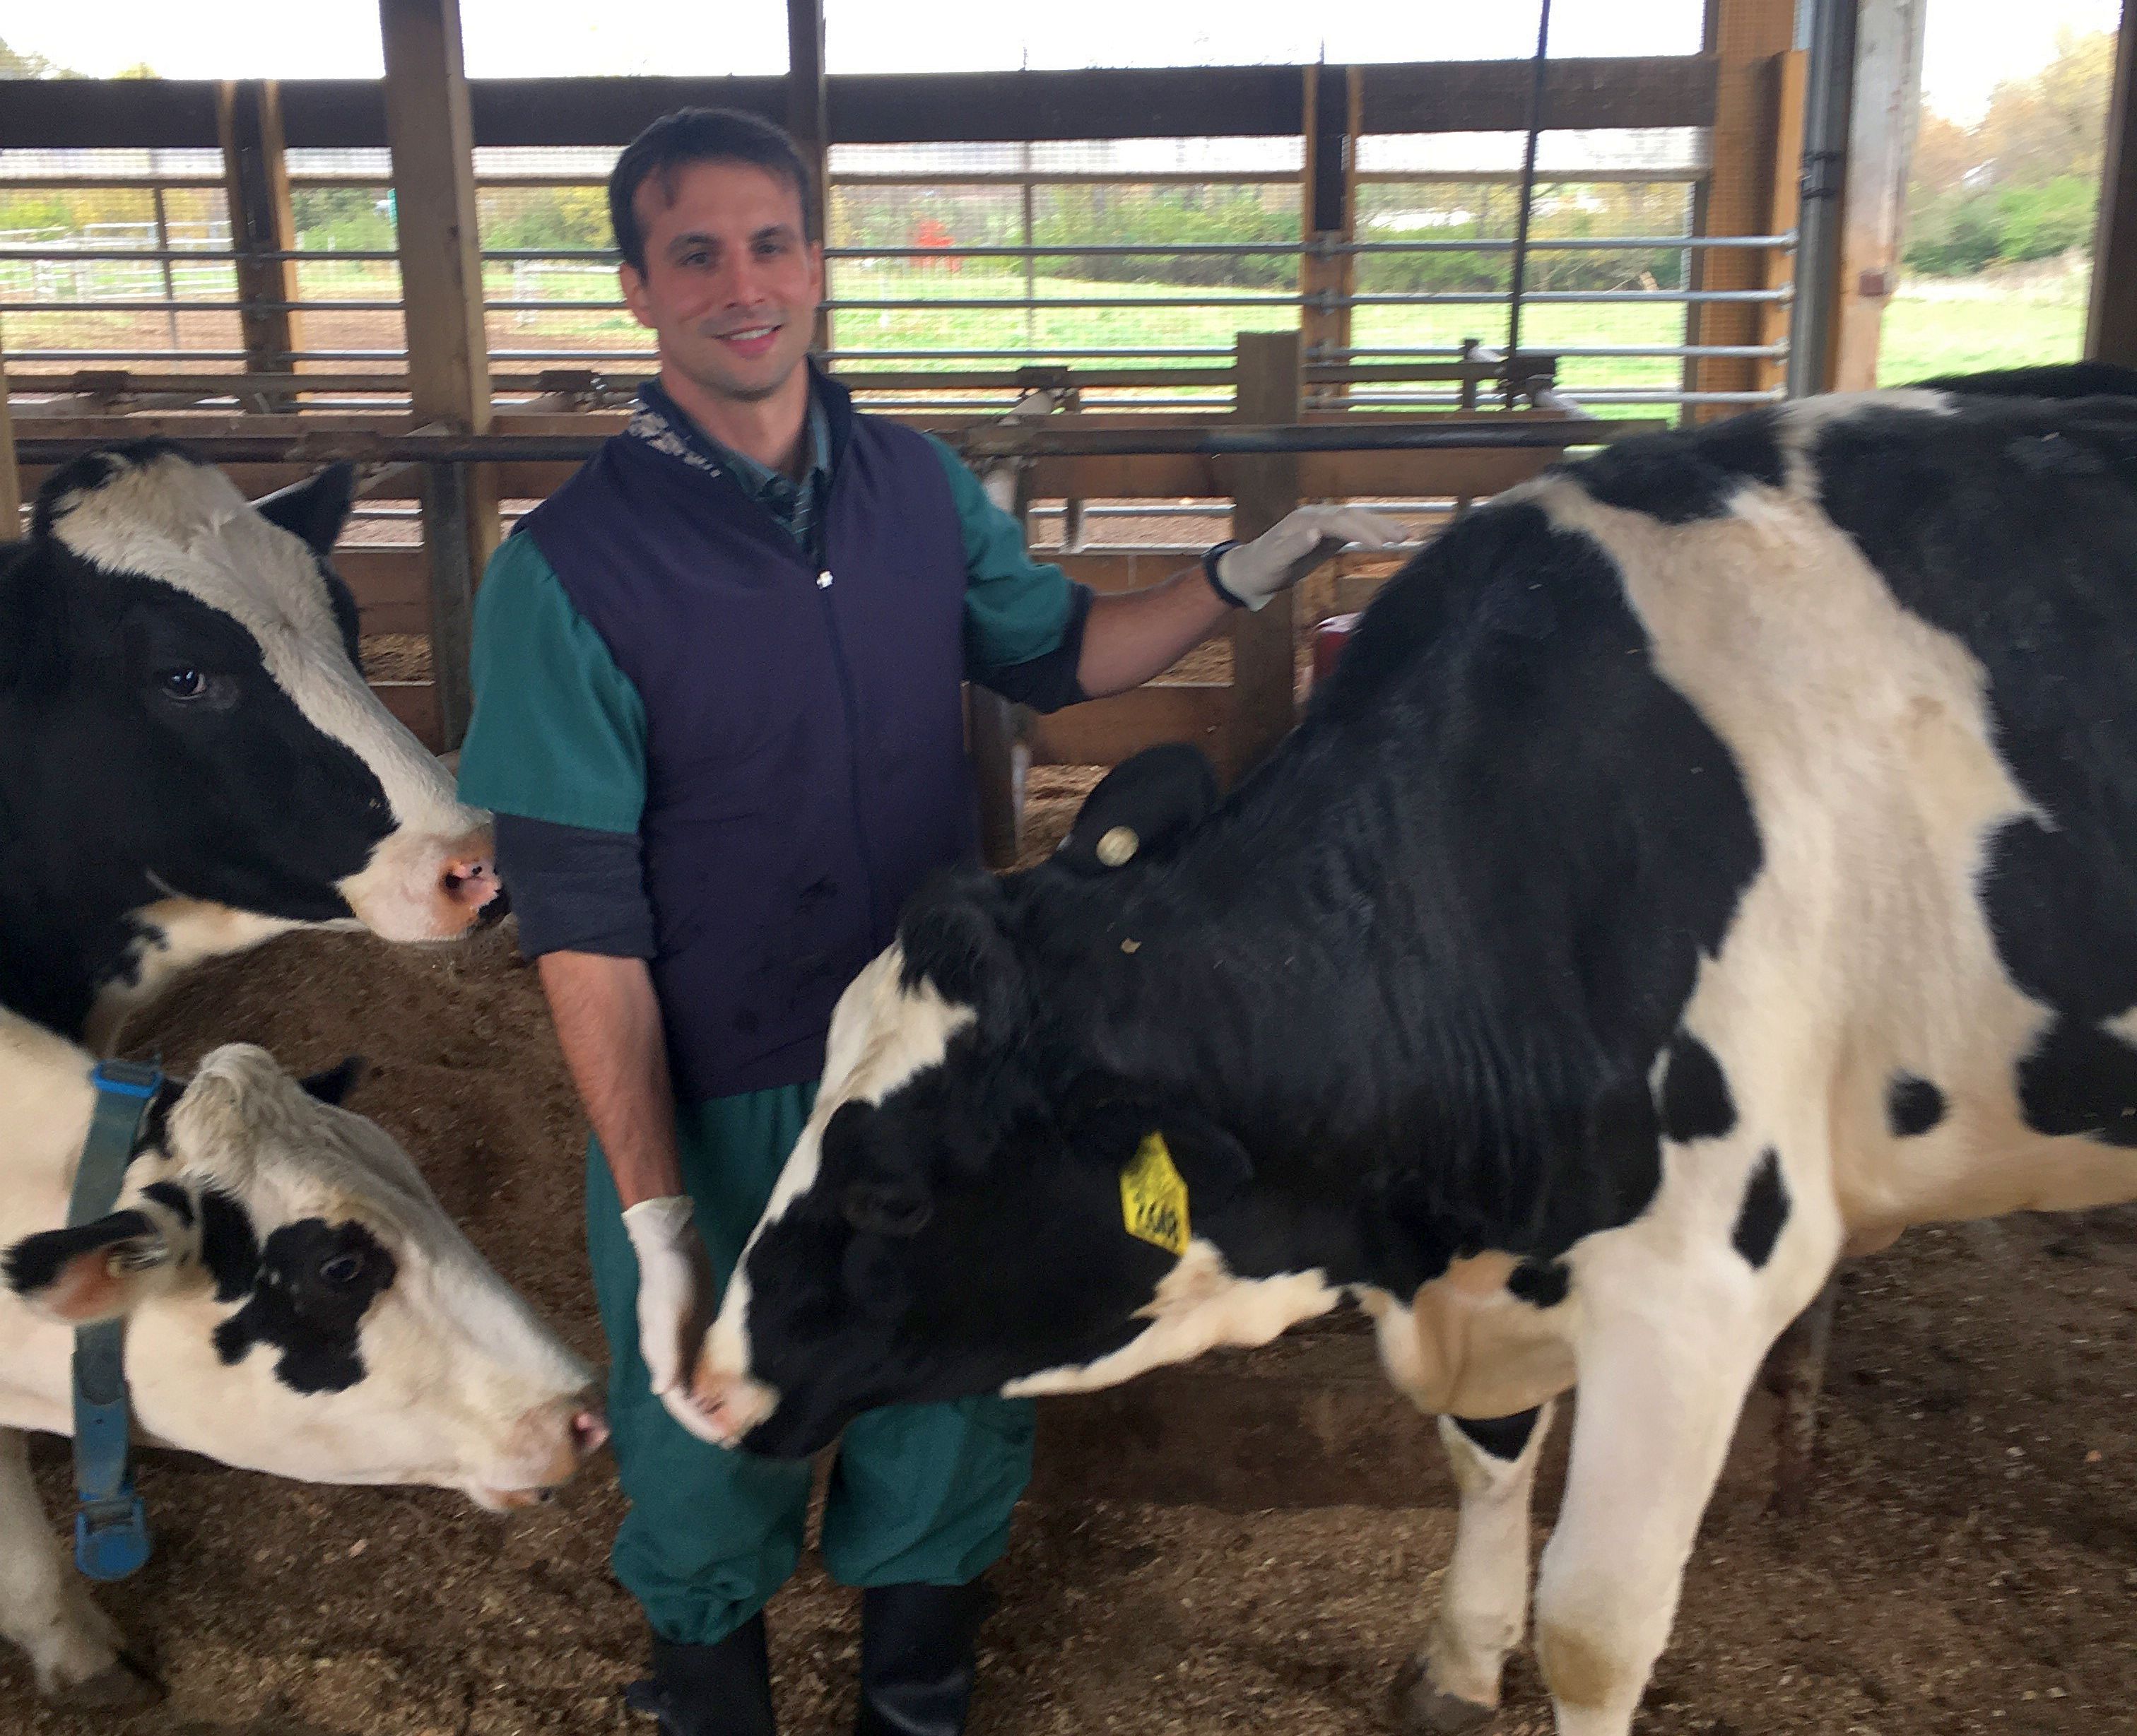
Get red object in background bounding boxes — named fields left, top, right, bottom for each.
left=1311, top=613, right=1360, bottom=690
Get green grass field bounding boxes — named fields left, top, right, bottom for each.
left=0, top=254, right=2095, bottom=403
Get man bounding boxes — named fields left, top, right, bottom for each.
left=457, top=107, right=1394, bottom=1736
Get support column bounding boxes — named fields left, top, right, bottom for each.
left=1690, top=0, right=1797, bottom=418
left=0, top=326, right=20, bottom=535
left=1300, top=64, right=1357, bottom=408
left=380, top=0, right=497, bottom=750
left=787, top=0, right=832, bottom=353
left=1831, top=0, right=1929, bottom=391
left=2088, top=0, right=2137, bottom=365
left=216, top=81, right=303, bottom=399
left=1228, top=329, right=1302, bottom=780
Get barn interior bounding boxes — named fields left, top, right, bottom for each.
left=6, top=2, right=2137, bottom=1732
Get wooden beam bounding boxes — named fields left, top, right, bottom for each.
left=0, top=326, right=20, bottom=536
left=787, top=0, right=832, bottom=350
left=1690, top=0, right=1797, bottom=418
left=1029, top=446, right=1573, bottom=501
left=1358, top=55, right=1718, bottom=134
left=2090, top=1, right=2137, bottom=364
left=1831, top=0, right=1929, bottom=391
left=1025, top=685, right=1230, bottom=768
left=1758, top=49, right=1809, bottom=395
left=4, top=59, right=1719, bottom=155
left=1300, top=67, right=1358, bottom=396
left=1228, top=331, right=1302, bottom=779
left=216, top=82, right=303, bottom=398
left=379, top=0, right=497, bottom=750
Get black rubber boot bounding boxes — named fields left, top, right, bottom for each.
left=623, top=1614, right=777, bottom=1736
left=854, top=1580, right=994, bottom=1736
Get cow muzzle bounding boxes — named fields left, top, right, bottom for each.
left=469, top=1397, right=609, bottom=1510
left=338, top=822, right=503, bottom=943
left=688, top=1350, right=779, bottom=1448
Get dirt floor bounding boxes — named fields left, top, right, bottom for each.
left=11, top=774, right=2137, bottom=1734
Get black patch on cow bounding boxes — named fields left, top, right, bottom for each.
left=299, top=1054, right=365, bottom=1109
left=252, top=463, right=355, bottom=558
left=1053, top=743, right=1219, bottom=878
left=1659, top=1033, right=1736, bottom=1143
left=2, top=1211, right=155, bottom=1297
left=1507, top=1258, right=1570, bottom=1308
left=1731, top=1150, right=1789, bottom=1269
left=729, top=496, right=1769, bottom=1460
left=1569, top=411, right=1786, bottom=524
left=212, top=1217, right=395, bottom=1393
left=140, top=1179, right=194, bottom=1226
left=196, top=1186, right=261, bottom=1303
left=2016, top=1020, right=2137, bottom=1146
left=28, top=439, right=194, bottom=540
left=0, top=504, right=399, bottom=1037
left=1886, top=1073, right=1947, bottom=1139
left=1452, top=1408, right=1542, bottom=1463
left=1808, top=397, right=2137, bottom=1151
left=1912, top=362, right=2137, bottom=401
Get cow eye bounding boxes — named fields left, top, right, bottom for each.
left=318, top=1250, right=367, bottom=1289
left=158, top=667, right=208, bottom=701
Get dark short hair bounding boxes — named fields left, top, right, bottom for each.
left=608, top=107, right=818, bottom=272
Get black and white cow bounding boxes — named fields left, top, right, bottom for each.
left=0, top=1008, right=606, bottom=1708
left=691, top=372, right=2137, bottom=1735
left=1, top=441, right=502, bottom=1046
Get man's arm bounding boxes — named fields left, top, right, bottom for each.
left=1073, top=566, right=1232, bottom=698
left=537, top=951, right=679, bottom=1208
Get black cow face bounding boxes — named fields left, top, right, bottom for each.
left=718, top=1046, right=1255, bottom=1459
left=0, top=442, right=498, bottom=1037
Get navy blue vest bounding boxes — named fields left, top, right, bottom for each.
left=520, top=374, right=977, bottom=1099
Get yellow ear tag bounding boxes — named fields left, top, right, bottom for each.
left=1119, top=1133, right=1191, bottom=1257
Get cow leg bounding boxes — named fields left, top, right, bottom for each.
left=1395, top=1401, right=1557, bottom=1735
left=0, top=1427, right=158, bottom=1708
left=1529, top=1282, right=1786, bottom=1736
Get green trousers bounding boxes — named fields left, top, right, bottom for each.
left=587, top=1083, right=1035, bottom=1647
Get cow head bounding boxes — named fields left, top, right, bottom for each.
left=3, top=1044, right=605, bottom=1508
left=691, top=871, right=1335, bottom=1459
left=2, top=442, right=501, bottom=1035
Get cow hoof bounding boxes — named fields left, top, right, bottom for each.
left=50, top=1653, right=163, bottom=1713
left=1391, top=1656, right=1496, bottom=1735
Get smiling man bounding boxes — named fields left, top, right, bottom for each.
left=454, top=108, right=1393, bottom=1736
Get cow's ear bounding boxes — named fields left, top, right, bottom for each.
left=3, top=1202, right=201, bottom=1325
left=1056, top=743, right=1218, bottom=875
left=254, top=462, right=356, bottom=557
left=299, top=1054, right=365, bottom=1108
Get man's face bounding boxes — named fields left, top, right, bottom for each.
left=619, top=159, right=823, bottom=406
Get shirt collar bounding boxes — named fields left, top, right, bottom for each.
left=629, top=376, right=830, bottom=505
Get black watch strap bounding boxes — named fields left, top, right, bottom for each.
left=1201, top=540, right=1248, bottom=608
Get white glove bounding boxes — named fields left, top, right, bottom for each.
left=621, top=1196, right=726, bottom=1445
left=1211, top=504, right=1406, bottom=610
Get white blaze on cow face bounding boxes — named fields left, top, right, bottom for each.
left=1, top=1039, right=604, bottom=1508
left=45, top=450, right=501, bottom=949
left=695, top=944, right=972, bottom=1441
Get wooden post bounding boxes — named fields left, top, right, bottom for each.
left=1831, top=0, right=1929, bottom=391
left=787, top=0, right=832, bottom=353
left=1689, top=0, right=1797, bottom=419
left=0, top=329, right=20, bottom=536
left=1757, top=49, right=1808, bottom=395
left=380, top=0, right=496, bottom=750
left=2088, top=0, right=2137, bottom=365
left=1228, top=330, right=1302, bottom=779
left=1300, top=64, right=1357, bottom=408
left=216, top=81, right=303, bottom=399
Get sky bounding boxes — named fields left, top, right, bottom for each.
left=1, top=1, right=2126, bottom=125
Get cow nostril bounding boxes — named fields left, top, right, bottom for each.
left=571, top=1407, right=610, bottom=1458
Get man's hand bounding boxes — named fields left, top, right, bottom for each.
left=621, top=1195, right=726, bottom=1444
left=1212, top=504, right=1406, bottom=611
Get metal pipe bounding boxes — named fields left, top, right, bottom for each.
left=15, top=420, right=1649, bottom=468
left=1789, top=0, right=1855, bottom=398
